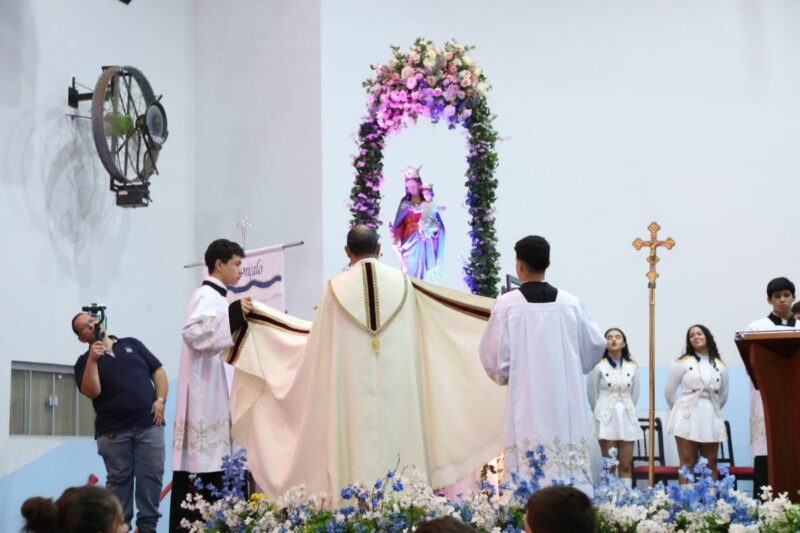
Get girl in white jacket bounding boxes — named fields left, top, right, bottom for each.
left=587, top=328, right=642, bottom=480
left=665, top=324, right=729, bottom=483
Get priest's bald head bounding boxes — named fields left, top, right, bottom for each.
left=345, top=224, right=381, bottom=265
left=515, top=235, right=550, bottom=282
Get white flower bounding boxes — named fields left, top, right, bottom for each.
left=714, top=499, right=733, bottom=523
left=729, top=525, right=760, bottom=533
left=636, top=519, right=669, bottom=533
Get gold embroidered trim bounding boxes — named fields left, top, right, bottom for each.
left=328, top=269, right=408, bottom=339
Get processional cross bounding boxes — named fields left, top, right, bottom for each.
left=632, top=221, right=675, bottom=486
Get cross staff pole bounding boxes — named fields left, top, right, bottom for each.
left=632, top=221, right=675, bottom=486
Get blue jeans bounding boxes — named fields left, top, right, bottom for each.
left=97, top=425, right=165, bottom=533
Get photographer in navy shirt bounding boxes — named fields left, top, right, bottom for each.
left=73, top=312, right=168, bottom=533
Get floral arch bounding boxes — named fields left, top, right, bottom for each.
left=348, top=38, right=501, bottom=297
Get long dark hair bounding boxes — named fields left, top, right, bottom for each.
left=684, top=324, right=722, bottom=363
left=602, top=327, right=633, bottom=362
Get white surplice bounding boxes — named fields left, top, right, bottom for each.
left=172, top=277, right=236, bottom=473
left=225, top=258, right=506, bottom=500
left=479, top=287, right=606, bottom=494
left=742, top=317, right=800, bottom=457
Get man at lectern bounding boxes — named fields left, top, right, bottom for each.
left=742, top=276, right=799, bottom=493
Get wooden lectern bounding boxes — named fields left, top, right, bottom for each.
left=736, top=331, right=800, bottom=501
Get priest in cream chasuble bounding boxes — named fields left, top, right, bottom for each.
left=224, top=227, right=505, bottom=500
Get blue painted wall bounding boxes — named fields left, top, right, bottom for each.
left=0, top=385, right=177, bottom=532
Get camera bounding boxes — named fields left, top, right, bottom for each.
left=81, top=303, right=107, bottom=341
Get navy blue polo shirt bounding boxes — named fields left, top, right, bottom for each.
left=74, top=336, right=162, bottom=437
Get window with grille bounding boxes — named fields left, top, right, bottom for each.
left=9, top=362, right=95, bottom=437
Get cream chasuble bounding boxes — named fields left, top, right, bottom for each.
left=225, top=258, right=505, bottom=500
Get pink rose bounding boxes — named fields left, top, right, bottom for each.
left=406, top=77, right=417, bottom=89
left=443, top=105, right=456, bottom=118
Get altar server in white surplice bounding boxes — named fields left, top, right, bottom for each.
left=225, top=225, right=505, bottom=501
left=479, top=235, right=606, bottom=495
left=169, top=239, right=252, bottom=532
left=587, top=327, right=642, bottom=482
left=741, top=276, right=799, bottom=493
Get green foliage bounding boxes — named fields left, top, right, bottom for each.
left=348, top=39, right=501, bottom=296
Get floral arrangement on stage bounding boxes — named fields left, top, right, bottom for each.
left=347, top=38, right=501, bottom=297
left=180, top=449, right=800, bottom=533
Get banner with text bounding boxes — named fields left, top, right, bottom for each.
left=226, top=244, right=285, bottom=311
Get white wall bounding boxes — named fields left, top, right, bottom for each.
left=193, top=0, right=323, bottom=319
left=322, top=0, right=800, bottom=366
left=2, top=0, right=799, bottom=526
left=0, top=0, right=195, bottom=528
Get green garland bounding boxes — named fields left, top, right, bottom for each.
left=347, top=38, right=501, bottom=297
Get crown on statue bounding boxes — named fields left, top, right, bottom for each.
left=402, top=165, right=422, bottom=180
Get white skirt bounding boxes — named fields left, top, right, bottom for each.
left=593, top=401, right=644, bottom=441
left=666, top=397, right=727, bottom=443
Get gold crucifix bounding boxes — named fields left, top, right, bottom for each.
left=633, top=221, right=675, bottom=293
left=632, top=221, right=675, bottom=487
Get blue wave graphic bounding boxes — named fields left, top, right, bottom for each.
left=228, top=275, right=283, bottom=293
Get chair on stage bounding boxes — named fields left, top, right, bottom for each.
left=717, top=420, right=755, bottom=489
left=631, top=417, right=680, bottom=487
left=501, top=274, right=520, bottom=294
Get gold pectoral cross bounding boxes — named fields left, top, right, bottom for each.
left=372, top=336, right=380, bottom=354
